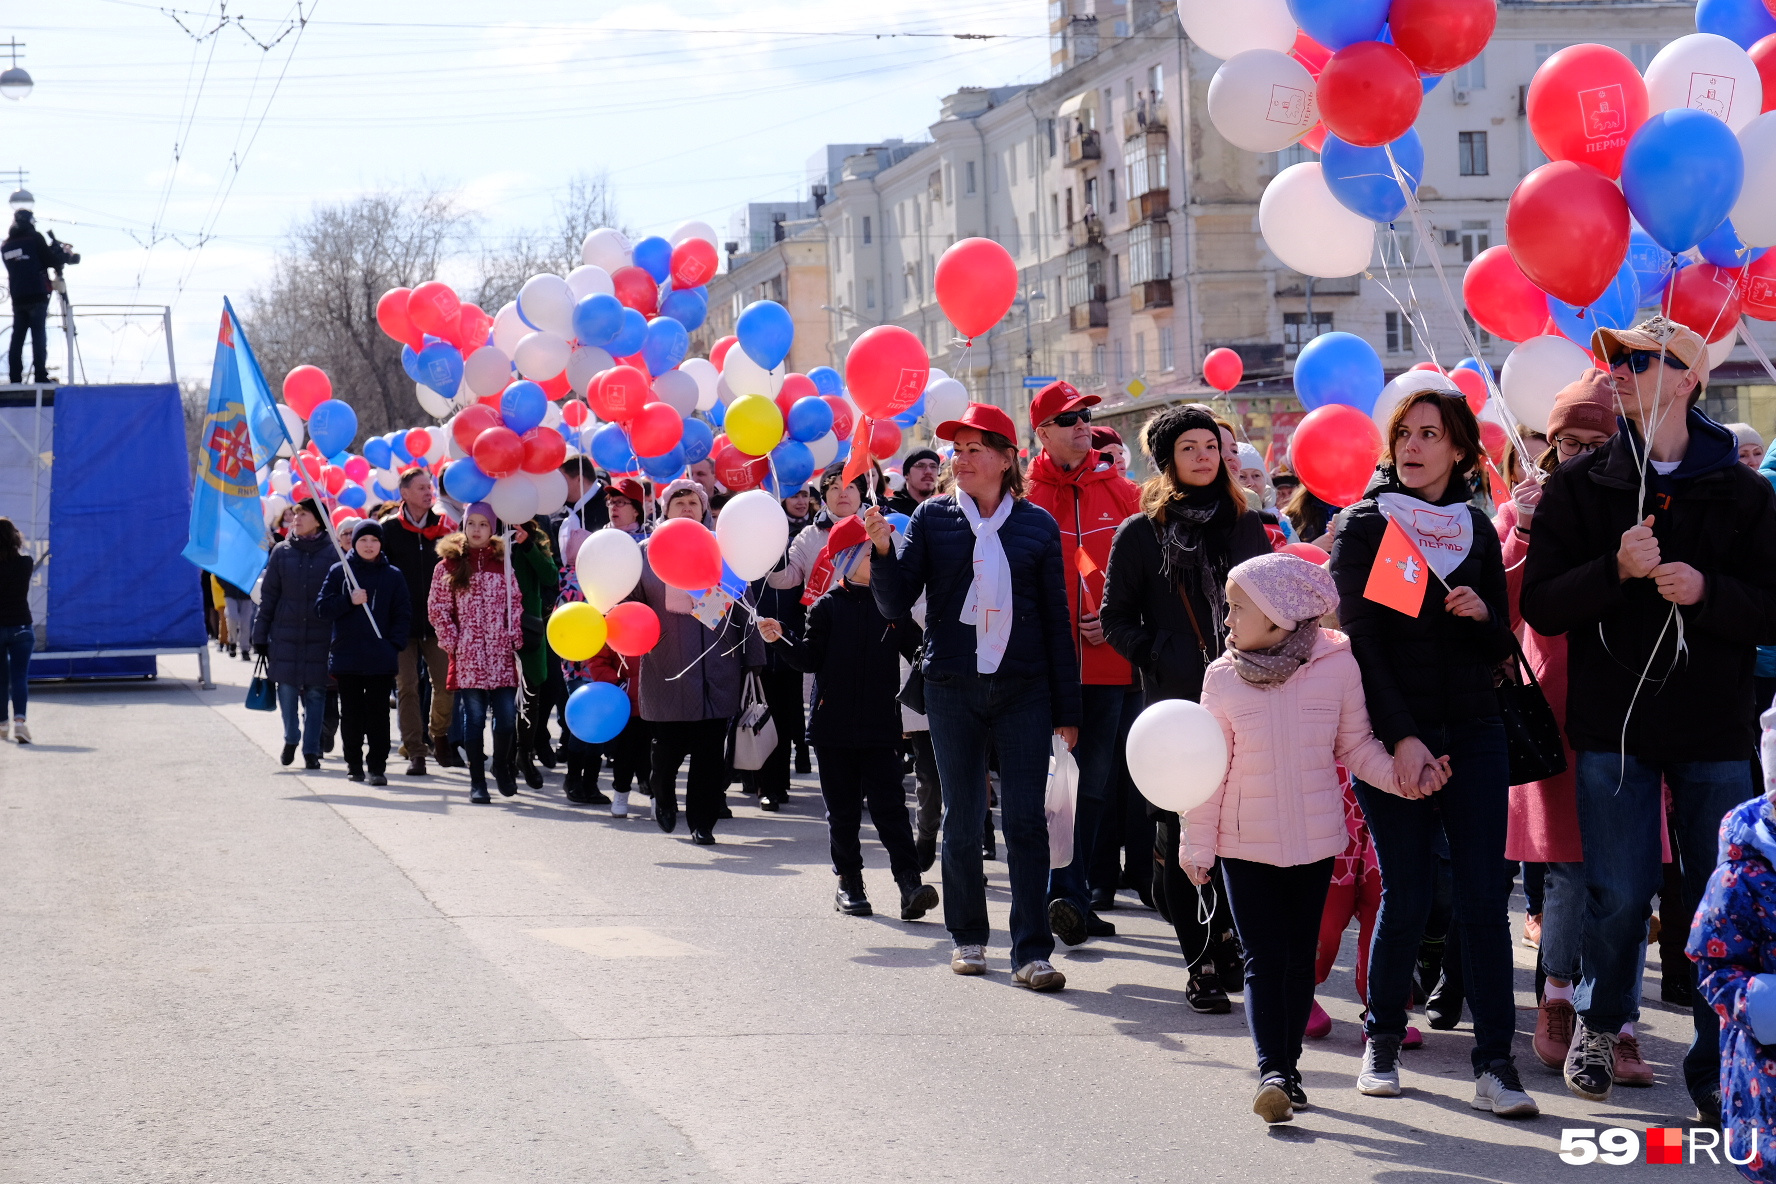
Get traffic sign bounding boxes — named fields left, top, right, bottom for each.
left=1022, top=376, right=1058, bottom=389
left=1124, top=377, right=1148, bottom=399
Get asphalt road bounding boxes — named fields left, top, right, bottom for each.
left=0, top=653, right=1735, bottom=1182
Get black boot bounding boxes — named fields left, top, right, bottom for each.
left=518, top=744, right=544, bottom=790
left=897, top=874, right=938, bottom=921
left=581, top=757, right=610, bottom=805
left=564, top=754, right=589, bottom=804
left=1426, top=936, right=1465, bottom=1030
left=835, top=872, right=872, bottom=916
left=795, top=743, right=811, bottom=775
left=534, top=727, right=557, bottom=770
left=493, top=733, right=519, bottom=797
left=468, top=746, right=490, bottom=804
left=431, top=733, right=460, bottom=769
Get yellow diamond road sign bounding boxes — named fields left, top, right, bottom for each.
left=1124, top=377, right=1147, bottom=399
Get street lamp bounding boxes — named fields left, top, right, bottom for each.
left=0, top=40, right=31, bottom=101
left=6, top=168, right=31, bottom=212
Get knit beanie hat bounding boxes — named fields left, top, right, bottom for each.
left=1545, top=369, right=1618, bottom=439
left=1236, top=442, right=1265, bottom=473
left=351, top=518, right=384, bottom=543
left=1142, top=404, right=1222, bottom=473
left=902, top=447, right=941, bottom=471
left=1728, top=422, right=1765, bottom=452
left=463, top=501, right=497, bottom=529
left=658, top=477, right=710, bottom=522
left=1229, top=553, right=1338, bottom=629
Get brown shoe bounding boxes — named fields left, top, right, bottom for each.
left=1614, top=1033, right=1656, bottom=1087
left=1523, top=913, right=1542, bottom=949
left=431, top=733, right=460, bottom=768
left=406, top=754, right=426, bottom=776
left=1533, top=997, right=1576, bottom=1069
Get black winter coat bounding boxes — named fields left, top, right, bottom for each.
left=1330, top=473, right=1513, bottom=748
left=1, top=228, right=67, bottom=301
left=252, top=532, right=337, bottom=687
left=769, top=581, right=920, bottom=748
left=871, top=494, right=1082, bottom=728
left=378, top=508, right=448, bottom=641
left=757, top=574, right=807, bottom=674
left=1522, top=410, right=1776, bottom=762
left=1101, top=497, right=1270, bottom=705
left=316, top=553, right=412, bottom=677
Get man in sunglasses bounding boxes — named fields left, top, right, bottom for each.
left=1522, top=315, right=1776, bottom=1121
left=1024, top=380, right=1142, bottom=945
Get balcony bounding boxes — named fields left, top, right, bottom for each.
left=1070, top=298, right=1109, bottom=331
left=1275, top=271, right=1361, bottom=297
left=1069, top=213, right=1105, bottom=248
left=1064, top=128, right=1101, bottom=168
left=1133, top=189, right=1170, bottom=223
left=1130, top=279, right=1172, bottom=311
left=1122, top=105, right=1166, bottom=139
left=1206, top=342, right=1286, bottom=379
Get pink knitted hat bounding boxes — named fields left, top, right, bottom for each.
left=1229, top=553, right=1338, bottom=629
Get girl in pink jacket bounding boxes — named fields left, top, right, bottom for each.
left=1182, top=554, right=1440, bottom=1124
left=428, top=502, right=524, bottom=804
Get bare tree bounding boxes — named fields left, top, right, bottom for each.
left=472, top=172, right=627, bottom=311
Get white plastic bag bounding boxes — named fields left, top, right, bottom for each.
left=1046, top=734, right=1078, bottom=869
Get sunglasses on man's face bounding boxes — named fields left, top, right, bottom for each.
left=1044, top=409, right=1092, bottom=428
left=1607, top=350, right=1682, bottom=374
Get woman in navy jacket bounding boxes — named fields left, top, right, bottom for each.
left=867, top=402, right=1081, bottom=991
left=317, top=519, right=411, bottom=785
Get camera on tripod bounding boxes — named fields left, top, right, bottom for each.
left=47, top=230, right=78, bottom=266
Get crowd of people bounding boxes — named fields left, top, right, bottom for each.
left=191, top=312, right=1776, bottom=1152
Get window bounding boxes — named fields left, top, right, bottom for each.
left=944, top=164, right=954, bottom=205
left=914, top=262, right=924, bottom=299
left=1125, top=77, right=1136, bottom=111
left=847, top=281, right=854, bottom=310
left=1028, top=136, right=1038, bottom=178
left=1533, top=43, right=1574, bottom=67
left=1269, top=141, right=1316, bottom=174
left=965, top=160, right=977, bottom=195
left=1093, top=343, right=1107, bottom=375
left=913, top=201, right=921, bottom=231
left=1283, top=311, right=1334, bottom=358
left=1385, top=311, right=1416, bottom=355
left=1070, top=351, right=1080, bottom=375
left=1108, top=168, right=1118, bottom=213
left=1114, top=340, right=1126, bottom=382
left=1148, top=63, right=1164, bottom=102
left=1083, top=176, right=1098, bottom=214
left=1028, top=212, right=1038, bottom=255
left=1630, top=42, right=1664, bottom=72
left=1127, top=133, right=1168, bottom=198
left=1007, top=221, right=1018, bottom=256
left=1159, top=325, right=1175, bottom=371
left=865, top=278, right=876, bottom=310
left=1047, top=118, right=1057, bottom=157
left=1464, top=310, right=1493, bottom=349
left=1454, top=51, right=1486, bottom=90
left=903, top=270, right=913, bottom=301
left=1134, top=331, right=1146, bottom=374
left=1458, top=131, right=1489, bottom=176
left=1128, top=220, right=1172, bottom=284
left=1066, top=248, right=1106, bottom=308
left=862, top=215, right=871, bottom=245
left=1378, top=224, right=1416, bottom=267
left=1111, top=253, right=1122, bottom=298
left=1460, top=220, right=1490, bottom=264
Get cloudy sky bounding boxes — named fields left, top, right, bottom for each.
left=12, top=0, right=1052, bottom=385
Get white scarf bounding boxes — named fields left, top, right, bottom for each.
left=957, top=490, right=1015, bottom=674
left=560, top=481, right=604, bottom=542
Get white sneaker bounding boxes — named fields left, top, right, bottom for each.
left=951, top=944, right=987, bottom=975
left=12, top=718, right=29, bottom=744
left=1358, top=1034, right=1402, bottom=1096
left=1012, top=958, right=1066, bottom=992
left=1473, top=1058, right=1540, bottom=1118
left=610, top=791, right=630, bottom=818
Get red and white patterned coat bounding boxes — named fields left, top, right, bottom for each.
left=427, top=537, right=522, bottom=691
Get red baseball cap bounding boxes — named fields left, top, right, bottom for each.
left=1028, top=379, right=1100, bottom=429
left=935, top=402, right=1020, bottom=443
left=607, top=478, right=645, bottom=505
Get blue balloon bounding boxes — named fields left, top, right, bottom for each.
left=363, top=437, right=392, bottom=469
left=632, top=236, right=673, bottom=283
left=1627, top=230, right=1681, bottom=300
left=641, top=316, right=690, bottom=375
left=1622, top=110, right=1745, bottom=253
left=565, top=682, right=631, bottom=744
left=572, top=293, right=624, bottom=348
left=415, top=340, right=463, bottom=399
left=885, top=512, right=911, bottom=536
left=500, top=380, right=547, bottom=435
left=834, top=438, right=851, bottom=463
left=807, top=365, right=844, bottom=397
left=735, top=300, right=795, bottom=370
left=400, top=344, right=423, bottom=383
left=1321, top=129, right=1424, bottom=223
left=1287, top=0, right=1389, bottom=49
left=1452, top=356, right=1495, bottom=382
left=443, top=457, right=495, bottom=503
left=679, top=417, right=715, bottom=465
left=607, top=308, right=648, bottom=357
left=372, top=477, right=398, bottom=501
left=1377, top=26, right=1442, bottom=93
left=327, top=450, right=351, bottom=468
left=1697, top=0, right=1776, bottom=49
left=706, top=399, right=726, bottom=428
left=337, top=484, right=367, bottom=509
left=639, top=446, right=686, bottom=483
left=1293, top=332, right=1384, bottom=414
left=892, top=393, right=926, bottom=429
left=1698, top=217, right=1768, bottom=268
left=590, top=422, right=638, bottom=473
left=389, top=431, right=413, bottom=464
left=307, top=399, right=358, bottom=456
left=719, top=561, right=748, bottom=601
left=658, top=285, right=708, bottom=332
left=1547, top=259, right=1641, bottom=344
left=786, top=395, right=834, bottom=443
left=770, top=439, right=815, bottom=490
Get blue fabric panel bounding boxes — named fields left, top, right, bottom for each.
left=29, top=656, right=157, bottom=680
left=45, top=384, right=206, bottom=650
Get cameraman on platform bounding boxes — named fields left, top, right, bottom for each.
left=2, top=209, right=74, bottom=385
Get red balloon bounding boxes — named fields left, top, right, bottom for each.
left=824, top=396, right=855, bottom=441
left=561, top=400, right=590, bottom=428
left=1462, top=246, right=1548, bottom=344
left=1480, top=420, right=1511, bottom=465
left=473, top=426, right=524, bottom=478
left=408, top=281, right=460, bottom=340
left=1451, top=367, right=1490, bottom=414
left=1317, top=41, right=1423, bottom=148
left=591, top=365, right=651, bottom=424
left=1291, top=404, right=1383, bottom=507
left=629, top=402, right=685, bottom=458
left=1662, top=263, right=1742, bottom=343
left=376, top=288, right=421, bottom=350
left=282, top=365, right=332, bottom=419
left=458, top=303, right=494, bottom=352
left=321, top=465, right=347, bottom=496
left=615, top=353, right=651, bottom=377
left=1410, top=362, right=1444, bottom=372
left=713, top=443, right=768, bottom=492
left=647, top=518, right=724, bottom=590
left=1752, top=34, right=1776, bottom=114
left=1743, top=252, right=1776, bottom=321
left=331, top=506, right=356, bottom=529
left=1280, top=541, right=1330, bottom=564
left=669, top=238, right=719, bottom=289
left=539, top=371, right=572, bottom=400
left=1526, top=46, right=1647, bottom=181
left=451, top=404, right=502, bottom=452
left=868, top=419, right=904, bottom=459
left=845, top=325, right=930, bottom=418
left=774, top=372, right=819, bottom=418
left=1202, top=347, right=1244, bottom=391
left=1388, top=0, right=1497, bottom=76
left=405, top=428, right=433, bottom=459
left=1292, top=30, right=1332, bottom=74
left=605, top=601, right=662, bottom=657
left=934, top=237, right=1019, bottom=340
left=610, top=266, right=659, bottom=316
left=520, top=426, right=567, bottom=474
left=710, top=335, right=739, bottom=370
left=1505, top=162, right=1630, bottom=307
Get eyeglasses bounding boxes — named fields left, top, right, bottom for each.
left=1607, top=350, right=1682, bottom=374
left=1553, top=435, right=1602, bottom=457
left=1043, top=409, right=1092, bottom=428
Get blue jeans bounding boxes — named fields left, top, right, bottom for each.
left=0, top=624, right=33, bottom=719
left=456, top=686, right=517, bottom=755
left=923, top=669, right=1055, bottom=969
left=277, top=683, right=327, bottom=755
left=1355, top=718, right=1516, bottom=1071
left=1048, top=684, right=1134, bottom=914
left=1573, top=751, right=1753, bottom=1101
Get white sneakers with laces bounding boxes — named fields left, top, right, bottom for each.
left=11, top=717, right=29, bottom=744
left=1012, top=959, right=1066, bottom=992
left=950, top=944, right=987, bottom=975
left=610, top=790, right=630, bottom=818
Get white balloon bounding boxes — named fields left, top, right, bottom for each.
left=582, top=227, right=632, bottom=272
left=1177, top=0, right=1295, bottom=61
left=269, top=469, right=293, bottom=496
left=277, top=405, right=305, bottom=453
left=1708, top=325, right=1739, bottom=368
left=576, top=527, right=643, bottom=612
left=375, top=467, right=401, bottom=491
left=542, top=401, right=564, bottom=430
left=722, top=346, right=783, bottom=398
left=1645, top=34, right=1764, bottom=134
left=463, top=346, right=512, bottom=398
left=1259, top=163, right=1376, bottom=279
left=492, top=302, right=528, bottom=357
left=1501, top=335, right=1593, bottom=435
left=414, top=382, right=453, bottom=419
left=446, top=423, right=467, bottom=460
left=567, top=345, right=616, bottom=396
left=423, top=429, right=448, bottom=465
left=514, top=331, right=570, bottom=380
left=926, top=367, right=949, bottom=386
left=566, top=265, right=614, bottom=301
left=1732, top=112, right=1776, bottom=248
left=716, top=489, right=791, bottom=581
left=1208, top=50, right=1318, bottom=153
left=678, top=357, right=720, bottom=411
left=653, top=369, right=700, bottom=416
left=716, top=374, right=738, bottom=406
left=487, top=474, right=540, bottom=525
left=924, top=377, right=969, bottom=426
left=806, top=430, right=839, bottom=470
left=262, top=493, right=289, bottom=525
left=1125, top=699, right=1230, bottom=814
left=669, top=220, right=720, bottom=249
left=1370, top=370, right=1456, bottom=432
left=517, top=274, right=575, bottom=339
left=530, top=468, right=570, bottom=517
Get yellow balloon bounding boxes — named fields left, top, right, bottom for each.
left=546, top=601, right=607, bottom=661
left=724, top=393, right=784, bottom=457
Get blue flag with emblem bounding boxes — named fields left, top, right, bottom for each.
left=182, top=298, right=296, bottom=592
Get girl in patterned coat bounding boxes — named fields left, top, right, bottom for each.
left=428, top=502, right=523, bottom=803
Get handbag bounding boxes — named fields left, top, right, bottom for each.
left=730, top=671, right=779, bottom=772
left=897, top=640, right=926, bottom=716
left=1046, top=734, right=1078, bottom=869
left=1496, top=632, right=1567, bottom=784
left=245, top=655, right=278, bottom=712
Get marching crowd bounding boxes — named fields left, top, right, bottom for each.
left=175, top=311, right=1776, bottom=1155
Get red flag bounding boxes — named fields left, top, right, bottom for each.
left=1074, top=546, right=1101, bottom=613
left=840, top=414, right=873, bottom=491
left=1363, top=516, right=1430, bottom=617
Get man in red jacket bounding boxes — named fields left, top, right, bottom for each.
left=1025, top=380, right=1142, bottom=944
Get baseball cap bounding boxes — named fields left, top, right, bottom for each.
left=1029, top=380, right=1101, bottom=429
left=935, top=402, right=1020, bottom=443
left=1592, top=315, right=1709, bottom=379
left=606, top=478, right=645, bottom=505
